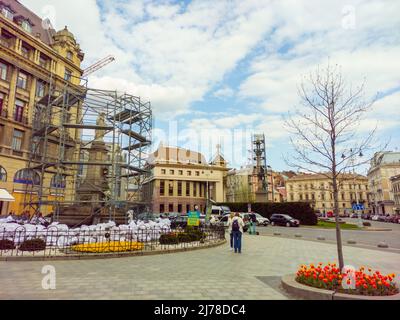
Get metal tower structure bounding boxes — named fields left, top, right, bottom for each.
left=252, top=134, right=267, bottom=193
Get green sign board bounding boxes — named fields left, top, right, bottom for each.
left=188, top=211, right=200, bottom=226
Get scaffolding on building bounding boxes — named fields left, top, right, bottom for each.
left=252, top=133, right=268, bottom=193
left=23, top=74, right=152, bottom=223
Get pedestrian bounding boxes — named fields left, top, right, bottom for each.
left=230, top=212, right=245, bottom=254
left=227, top=212, right=235, bottom=251
left=249, top=212, right=257, bottom=235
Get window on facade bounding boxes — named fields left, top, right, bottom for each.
left=64, top=68, right=72, bottom=81
left=169, top=181, right=173, bottom=196
left=160, top=204, right=165, bottom=213
left=178, top=181, right=182, bottom=196
left=186, top=182, right=190, bottom=196
left=169, top=169, right=174, bottom=175
left=178, top=204, right=182, bottom=213
left=0, top=62, right=7, bottom=80
left=186, top=204, right=190, bottom=213
left=311, top=193, right=315, bottom=200
left=36, top=81, right=46, bottom=97
left=67, top=51, right=73, bottom=60
left=178, top=170, right=183, bottom=175
left=195, top=171, right=200, bottom=176
left=17, top=72, right=28, bottom=89
left=161, top=169, right=166, bottom=174
left=0, top=92, right=4, bottom=115
left=12, top=129, right=24, bottom=151
left=193, top=183, right=197, bottom=197
left=299, top=194, right=303, bottom=201
left=51, top=174, right=66, bottom=189
left=187, top=171, right=192, bottom=176
left=1, top=7, right=14, bottom=20
left=21, top=45, right=30, bottom=59
left=321, top=193, right=325, bottom=200
left=160, top=180, right=165, bottom=196
left=168, top=204, right=173, bottom=213
left=14, top=99, right=25, bottom=123
left=39, top=55, right=49, bottom=69
left=290, top=194, right=294, bottom=201
left=0, top=166, right=6, bottom=182
left=14, top=169, right=40, bottom=185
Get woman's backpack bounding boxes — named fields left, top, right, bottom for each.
left=232, top=219, right=240, bottom=231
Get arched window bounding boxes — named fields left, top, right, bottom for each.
left=0, top=166, right=6, bottom=182
left=14, top=169, right=40, bottom=185
left=51, top=174, right=66, bottom=189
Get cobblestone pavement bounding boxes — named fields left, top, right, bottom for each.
left=1, top=234, right=399, bottom=300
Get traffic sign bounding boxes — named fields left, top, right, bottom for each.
left=352, top=204, right=364, bottom=211
left=188, top=211, right=200, bottom=226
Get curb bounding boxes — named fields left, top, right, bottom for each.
left=281, top=274, right=400, bottom=300
left=281, top=274, right=334, bottom=300
left=0, top=240, right=226, bottom=262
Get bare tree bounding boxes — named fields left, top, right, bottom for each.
left=285, top=63, right=377, bottom=270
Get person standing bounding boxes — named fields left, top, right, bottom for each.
left=230, top=212, right=245, bottom=254
left=249, top=212, right=257, bottom=235
left=227, top=213, right=235, bottom=251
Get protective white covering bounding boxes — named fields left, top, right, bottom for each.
left=0, top=218, right=172, bottom=247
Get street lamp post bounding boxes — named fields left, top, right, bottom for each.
left=345, top=149, right=364, bottom=227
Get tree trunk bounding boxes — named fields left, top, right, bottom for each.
left=332, top=173, right=344, bottom=270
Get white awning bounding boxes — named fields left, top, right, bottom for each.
left=0, top=189, right=15, bottom=202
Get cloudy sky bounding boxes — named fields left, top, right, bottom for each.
left=22, top=0, right=400, bottom=172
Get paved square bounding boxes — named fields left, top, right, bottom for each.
left=1, top=234, right=399, bottom=300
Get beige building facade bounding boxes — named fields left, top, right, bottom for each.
left=390, top=175, right=400, bottom=214
left=368, top=152, right=400, bottom=215
left=286, top=173, right=370, bottom=215
left=143, top=145, right=229, bottom=214
left=0, top=0, right=84, bottom=215
left=225, top=166, right=285, bottom=203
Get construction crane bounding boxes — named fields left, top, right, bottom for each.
left=82, top=55, right=115, bottom=77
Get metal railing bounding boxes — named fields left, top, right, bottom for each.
left=0, top=224, right=225, bottom=258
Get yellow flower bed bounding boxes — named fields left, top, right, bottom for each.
left=71, top=241, right=144, bottom=253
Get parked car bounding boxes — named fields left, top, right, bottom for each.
left=378, top=215, right=388, bottom=222
left=371, top=215, right=379, bottom=221
left=350, top=213, right=359, bottom=219
left=361, top=213, right=370, bottom=220
left=253, top=213, right=270, bottom=226
left=170, top=215, right=188, bottom=229
left=211, top=205, right=231, bottom=217
left=270, top=214, right=300, bottom=227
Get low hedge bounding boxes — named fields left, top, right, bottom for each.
left=19, top=238, right=46, bottom=252
left=219, top=202, right=318, bottom=225
left=160, top=228, right=207, bottom=245
left=0, top=239, right=15, bottom=250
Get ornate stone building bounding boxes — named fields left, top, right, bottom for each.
left=0, top=0, right=84, bottom=215
left=368, top=152, right=400, bottom=215
left=286, top=173, right=370, bottom=215
left=143, top=144, right=229, bottom=214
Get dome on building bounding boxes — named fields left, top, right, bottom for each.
left=54, top=26, right=76, bottom=43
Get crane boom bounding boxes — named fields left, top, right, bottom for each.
left=82, top=55, right=115, bottom=77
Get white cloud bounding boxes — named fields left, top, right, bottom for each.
left=213, top=86, right=234, bottom=99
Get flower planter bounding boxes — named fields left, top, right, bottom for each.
left=282, top=274, right=400, bottom=300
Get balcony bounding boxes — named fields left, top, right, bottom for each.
left=0, top=37, right=13, bottom=49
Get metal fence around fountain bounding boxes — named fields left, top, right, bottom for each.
left=0, top=225, right=226, bottom=258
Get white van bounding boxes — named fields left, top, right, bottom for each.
left=211, top=205, right=231, bottom=216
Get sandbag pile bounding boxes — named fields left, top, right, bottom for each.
left=0, top=217, right=172, bottom=248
